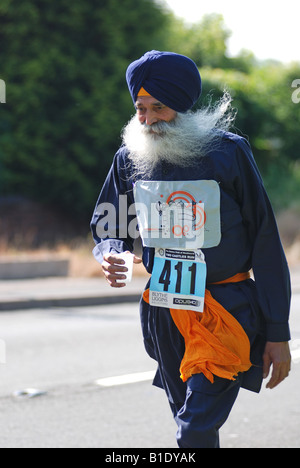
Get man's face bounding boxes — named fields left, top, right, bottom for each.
left=135, top=96, right=177, bottom=128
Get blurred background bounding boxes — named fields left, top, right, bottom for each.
left=0, top=0, right=299, bottom=276
left=0, top=0, right=300, bottom=449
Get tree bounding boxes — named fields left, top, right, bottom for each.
left=199, top=63, right=300, bottom=210
left=163, top=13, right=231, bottom=68
left=0, top=0, right=169, bottom=219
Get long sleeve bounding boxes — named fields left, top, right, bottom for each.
left=234, top=138, right=291, bottom=342
left=90, top=148, right=136, bottom=264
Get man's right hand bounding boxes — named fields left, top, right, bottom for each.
left=101, top=252, right=142, bottom=288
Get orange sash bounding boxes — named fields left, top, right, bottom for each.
left=143, top=272, right=252, bottom=384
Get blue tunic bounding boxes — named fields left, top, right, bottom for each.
left=91, top=131, right=291, bottom=397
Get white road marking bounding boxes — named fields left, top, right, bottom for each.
left=95, top=348, right=300, bottom=388
left=94, top=370, right=156, bottom=388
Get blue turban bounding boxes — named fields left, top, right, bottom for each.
left=126, top=50, right=202, bottom=113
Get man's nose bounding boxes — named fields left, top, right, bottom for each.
left=143, top=110, right=158, bottom=126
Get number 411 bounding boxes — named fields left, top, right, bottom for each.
left=159, top=260, right=197, bottom=294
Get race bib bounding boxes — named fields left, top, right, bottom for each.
left=133, top=180, right=221, bottom=249
left=149, top=248, right=206, bottom=312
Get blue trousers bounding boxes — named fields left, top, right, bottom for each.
left=143, top=301, right=243, bottom=448
left=140, top=288, right=263, bottom=448
left=173, top=373, right=242, bottom=448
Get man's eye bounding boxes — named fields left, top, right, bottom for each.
left=154, top=105, right=166, bottom=111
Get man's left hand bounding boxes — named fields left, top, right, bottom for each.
left=263, top=341, right=291, bottom=389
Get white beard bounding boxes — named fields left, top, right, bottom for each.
left=122, top=92, right=236, bottom=178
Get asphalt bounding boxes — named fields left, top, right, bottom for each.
left=0, top=267, right=299, bottom=311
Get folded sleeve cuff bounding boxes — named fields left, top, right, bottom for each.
left=93, top=240, right=132, bottom=264
left=266, top=322, right=291, bottom=342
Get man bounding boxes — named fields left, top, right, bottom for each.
left=91, top=51, right=291, bottom=448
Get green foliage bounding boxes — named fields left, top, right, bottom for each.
left=163, top=13, right=231, bottom=68
left=0, top=2, right=299, bottom=225
left=0, top=0, right=169, bottom=218
left=163, top=10, right=300, bottom=211
left=199, top=62, right=300, bottom=210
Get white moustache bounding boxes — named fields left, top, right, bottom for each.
left=141, top=120, right=173, bottom=136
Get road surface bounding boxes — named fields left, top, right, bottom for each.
left=0, top=294, right=299, bottom=448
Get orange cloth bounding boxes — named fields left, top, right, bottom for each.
left=143, top=272, right=252, bottom=384
left=138, top=87, right=151, bottom=97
